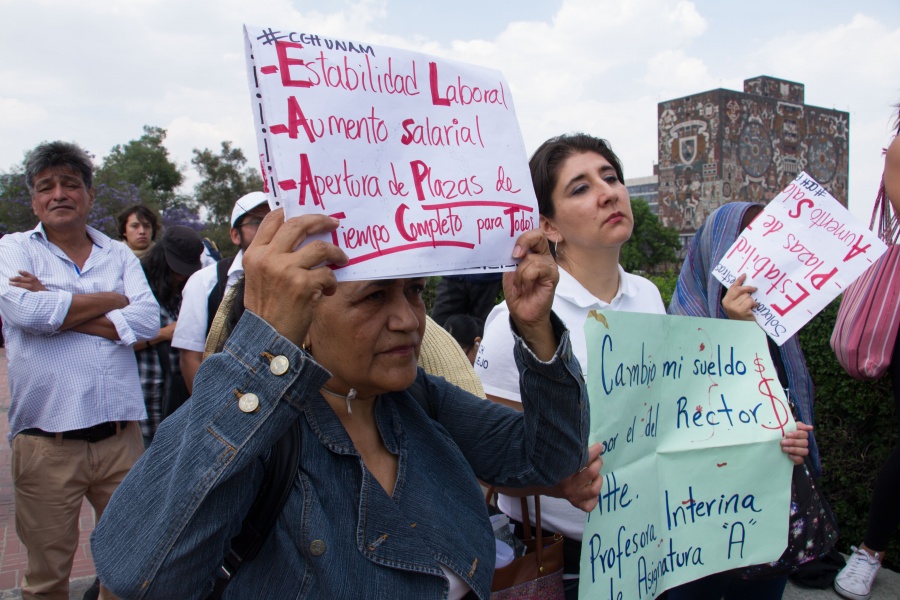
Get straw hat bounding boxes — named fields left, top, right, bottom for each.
left=204, top=283, right=238, bottom=360
left=418, top=315, right=485, bottom=398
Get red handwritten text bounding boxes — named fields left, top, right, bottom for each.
left=504, top=206, right=535, bottom=237
left=388, top=163, right=408, bottom=197
left=274, top=41, right=313, bottom=88
left=314, top=159, right=383, bottom=200
left=429, top=62, right=508, bottom=109
left=409, top=160, right=484, bottom=201
left=273, top=97, right=389, bottom=144
left=495, top=165, right=521, bottom=193
left=285, top=51, right=419, bottom=96
left=400, top=115, right=484, bottom=148
left=341, top=223, right=391, bottom=253
left=476, top=216, right=503, bottom=243
left=395, top=203, right=464, bottom=244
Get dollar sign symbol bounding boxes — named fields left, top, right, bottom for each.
left=754, top=354, right=789, bottom=436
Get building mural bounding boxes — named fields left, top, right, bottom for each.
left=657, top=76, right=849, bottom=234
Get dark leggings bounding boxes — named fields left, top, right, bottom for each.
left=863, top=330, right=900, bottom=551
left=667, top=573, right=788, bottom=600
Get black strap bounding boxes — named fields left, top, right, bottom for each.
left=766, top=337, right=790, bottom=391
left=155, top=341, right=191, bottom=420
left=207, top=419, right=301, bottom=600
left=407, top=375, right=434, bottom=419
left=206, top=256, right=236, bottom=335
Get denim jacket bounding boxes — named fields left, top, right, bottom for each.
left=92, top=311, right=588, bottom=600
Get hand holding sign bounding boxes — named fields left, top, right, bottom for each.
left=580, top=312, right=794, bottom=600
left=243, top=25, right=539, bottom=280
left=503, top=229, right=560, bottom=362
left=721, top=274, right=758, bottom=321
left=782, top=421, right=812, bottom=465
left=713, top=172, right=887, bottom=344
left=243, top=210, right=349, bottom=345
left=557, top=442, right=604, bottom=512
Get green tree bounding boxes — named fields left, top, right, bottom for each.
left=0, top=166, right=34, bottom=235
left=192, top=141, right=263, bottom=226
left=192, top=141, right=264, bottom=254
left=620, top=199, right=681, bottom=273
left=0, top=163, right=143, bottom=238
left=0, top=139, right=202, bottom=238
left=95, top=125, right=184, bottom=213
left=647, top=271, right=679, bottom=307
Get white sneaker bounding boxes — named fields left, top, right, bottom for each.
left=834, top=545, right=882, bottom=600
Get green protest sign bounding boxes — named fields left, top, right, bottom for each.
left=579, top=311, right=794, bottom=600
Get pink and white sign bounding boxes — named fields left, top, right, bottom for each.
left=243, top=25, right=537, bottom=280
left=713, top=172, right=887, bottom=345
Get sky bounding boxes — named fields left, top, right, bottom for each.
left=2, top=0, right=899, bottom=221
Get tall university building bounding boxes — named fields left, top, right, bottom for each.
left=652, top=76, right=849, bottom=247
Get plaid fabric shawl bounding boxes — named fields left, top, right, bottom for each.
left=136, top=304, right=180, bottom=439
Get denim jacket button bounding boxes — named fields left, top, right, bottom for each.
left=310, top=539, right=327, bottom=556
left=238, top=393, right=260, bottom=413
left=270, top=355, right=290, bottom=376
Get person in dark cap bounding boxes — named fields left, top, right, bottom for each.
left=173, top=191, right=270, bottom=392
left=132, top=225, right=204, bottom=444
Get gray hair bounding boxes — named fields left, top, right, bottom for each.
left=24, top=141, right=94, bottom=194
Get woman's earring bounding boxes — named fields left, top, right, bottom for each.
left=552, top=239, right=561, bottom=257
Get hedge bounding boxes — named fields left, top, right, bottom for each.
left=799, top=299, right=899, bottom=570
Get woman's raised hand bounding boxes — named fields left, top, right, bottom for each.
left=503, top=229, right=559, bottom=361
left=242, top=210, right=349, bottom=346
left=782, top=421, right=813, bottom=465
left=722, top=273, right=759, bottom=321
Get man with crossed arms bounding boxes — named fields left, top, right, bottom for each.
left=0, top=141, right=158, bottom=600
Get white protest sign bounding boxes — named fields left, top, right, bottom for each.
left=243, top=25, right=538, bottom=280
left=712, top=172, right=887, bottom=345
left=580, top=312, right=794, bottom=600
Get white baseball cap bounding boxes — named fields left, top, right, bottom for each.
left=230, top=192, right=270, bottom=228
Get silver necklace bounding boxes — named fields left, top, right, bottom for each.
left=321, top=385, right=358, bottom=415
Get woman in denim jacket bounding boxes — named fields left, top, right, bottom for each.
left=91, top=212, right=592, bottom=599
